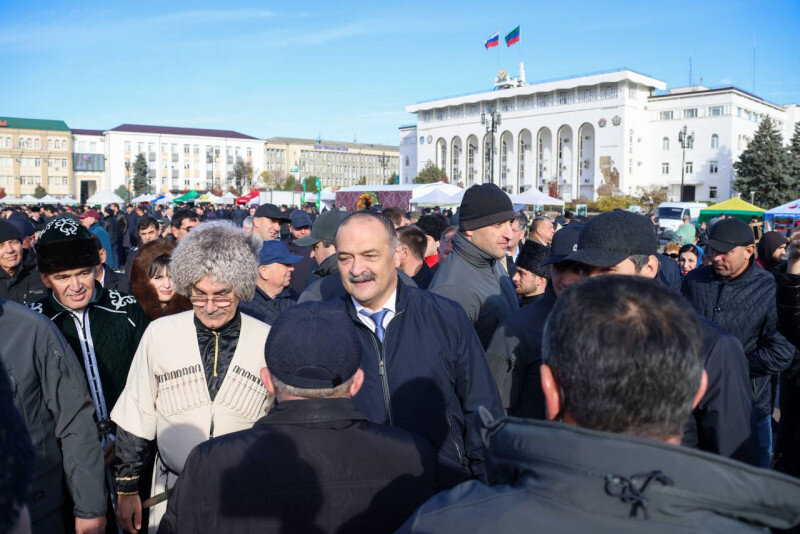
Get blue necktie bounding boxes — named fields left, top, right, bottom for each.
left=360, top=308, right=389, bottom=343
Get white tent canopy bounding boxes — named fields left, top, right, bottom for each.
left=59, top=196, right=78, bottom=204
left=37, top=194, right=59, bottom=203
left=411, top=188, right=464, bottom=206
left=132, top=193, right=157, bottom=203
left=1, top=195, right=17, bottom=204
left=509, top=188, right=566, bottom=206
left=86, top=190, right=125, bottom=206
left=19, top=195, right=39, bottom=204
left=220, top=192, right=237, bottom=204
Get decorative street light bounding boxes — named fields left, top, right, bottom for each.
left=678, top=125, right=694, bottom=202
left=481, top=109, right=501, bottom=185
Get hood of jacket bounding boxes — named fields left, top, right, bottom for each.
left=482, top=415, right=800, bottom=529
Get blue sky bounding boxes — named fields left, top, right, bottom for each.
left=1, top=0, right=798, bottom=145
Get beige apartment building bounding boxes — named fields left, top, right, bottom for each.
left=0, top=117, right=73, bottom=198
left=263, top=137, right=400, bottom=188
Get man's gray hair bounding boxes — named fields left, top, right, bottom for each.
left=171, top=221, right=262, bottom=300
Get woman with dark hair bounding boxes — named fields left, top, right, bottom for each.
left=678, top=244, right=701, bottom=277
left=129, top=240, right=192, bottom=320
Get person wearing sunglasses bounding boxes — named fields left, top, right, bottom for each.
left=111, top=221, right=273, bottom=533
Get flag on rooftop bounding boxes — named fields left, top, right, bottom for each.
left=505, top=26, right=520, bottom=47
left=485, top=32, right=499, bottom=49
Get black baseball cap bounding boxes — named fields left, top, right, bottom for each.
left=566, top=210, right=657, bottom=268
left=294, top=209, right=349, bottom=246
left=707, top=217, right=754, bottom=253
left=543, top=224, right=583, bottom=265
left=265, top=302, right=361, bottom=389
left=254, top=203, right=291, bottom=223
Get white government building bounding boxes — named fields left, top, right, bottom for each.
left=402, top=66, right=800, bottom=202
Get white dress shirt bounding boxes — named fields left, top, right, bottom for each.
left=352, top=288, right=397, bottom=335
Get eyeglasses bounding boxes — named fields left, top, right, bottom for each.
left=189, top=295, right=234, bottom=307
left=668, top=253, right=679, bottom=259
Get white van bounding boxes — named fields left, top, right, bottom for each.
left=656, top=202, right=706, bottom=232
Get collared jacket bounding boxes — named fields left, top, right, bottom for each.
left=0, top=261, right=46, bottom=306
left=683, top=263, right=794, bottom=417
left=239, top=286, right=298, bottom=326
left=157, top=398, right=437, bottom=534
left=488, top=285, right=753, bottom=462
left=428, top=233, right=519, bottom=349
left=333, top=279, right=503, bottom=484
left=398, top=416, right=800, bottom=534
left=1, top=299, right=106, bottom=523
left=298, top=253, right=339, bottom=302
left=32, top=282, right=149, bottom=412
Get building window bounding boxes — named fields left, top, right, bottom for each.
left=184, top=144, right=190, bottom=154
left=404, top=156, right=409, bottom=167
left=710, top=160, right=718, bottom=174
left=709, top=106, right=724, bottom=116
left=662, top=137, right=669, bottom=151
left=685, top=161, right=693, bottom=174
left=660, top=111, right=673, bottom=121
left=684, top=108, right=698, bottom=119
left=662, top=162, right=669, bottom=175
left=711, top=134, right=719, bottom=149
left=709, top=186, right=718, bottom=199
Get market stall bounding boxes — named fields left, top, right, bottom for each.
left=698, top=197, right=765, bottom=224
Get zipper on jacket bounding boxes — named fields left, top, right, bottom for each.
left=446, top=417, right=466, bottom=466
left=360, top=309, right=404, bottom=427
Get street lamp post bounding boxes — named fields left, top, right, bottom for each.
left=677, top=125, right=694, bottom=202
left=481, top=110, right=501, bottom=185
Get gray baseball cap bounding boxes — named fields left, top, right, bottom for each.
left=295, top=209, right=350, bottom=246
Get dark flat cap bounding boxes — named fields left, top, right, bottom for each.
left=254, top=203, right=291, bottom=223
left=265, top=302, right=361, bottom=389
left=566, top=211, right=657, bottom=268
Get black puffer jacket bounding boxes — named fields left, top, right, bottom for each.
left=774, top=268, right=800, bottom=476
left=398, top=415, right=800, bottom=534
left=682, top=263, right=794, bottom=417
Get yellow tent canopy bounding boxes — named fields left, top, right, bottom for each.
left=699, top=197, right=765, bottom=223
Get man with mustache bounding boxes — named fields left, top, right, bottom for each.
left=110, top=221, right=273, bottom=533
left=31, top=217, right=151, bottom=532
left=333, top=211, right=502, bottom=486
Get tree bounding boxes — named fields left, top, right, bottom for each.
left=0, top=187, right=6, bottom=199
left=357, top=176, right=367, bottom=186
left=634, top=185, right=667, bottom=213
left=228, top=160, right=253, bottom=192
left=386, top=172, right=399, bottom=185
left=733, top=116, right=796, bottom=207
left=132, top=153, right=151, bottom=195
left=114, top=185, right=132, bottom=203
left=34, top=185, right=47, bottom=198
left=414, top=161, right=447, bottom=184
left=789, top=122, right=800, bottom=190
left=303, top=176, right=319, bottom=193
left=281, top=175, right=296, bottom=191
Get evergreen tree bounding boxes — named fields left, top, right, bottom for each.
left=789, top=122, right=800, bottom=190
left=114, top=185, right=131, bottom=203
left=132, top=153, right=151, bottom=195
left=413, top=161, right=448, bottom=184
left=33, top=185, right=47, bottom=199
left=733, top=117, right=795, bottom=206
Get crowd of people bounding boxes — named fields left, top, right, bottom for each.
left=2, top=184, right=800, bottom=534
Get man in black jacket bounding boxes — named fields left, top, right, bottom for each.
left=399, top=277, right=800, bottom=534
left=282, top=210, right=317, bottom=293
left=570, top=210, right=753, bottom=462
left=158, top=302, right=438, bottom=534
left=333, top=211, right=502, bottom=485
left=0, top=219, right=46, bottom=306
left=297, top=209, right=349, bottom=302
left=239, top=240, right=300, bottom=325
left=682, top=217, right=793, bottom=467
left=486, top=225, right=583, bottom=418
